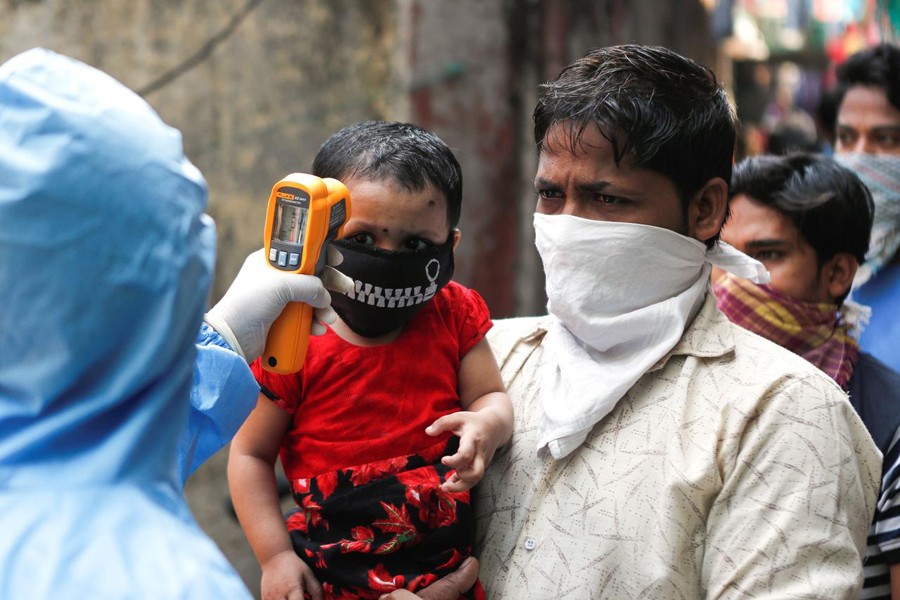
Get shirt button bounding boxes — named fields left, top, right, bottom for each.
left=524, top=537, right=537, bottom=550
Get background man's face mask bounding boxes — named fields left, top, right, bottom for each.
left=834, top=153, right=900, bottom=285
left=330, top=235, right=455, bottom=338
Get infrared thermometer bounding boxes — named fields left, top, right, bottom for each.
left=262, top=173, right=350, bottom=373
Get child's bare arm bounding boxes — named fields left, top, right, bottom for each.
left=227, top=393, right=323, bottom=600
left=427, top=337, right=513, bottom=492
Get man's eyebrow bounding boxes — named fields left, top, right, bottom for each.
left=836, top=123, right=900, bottom=132
left=533, top=177, right=612, bottom=190
left=576, top=181, right=613, bottom=193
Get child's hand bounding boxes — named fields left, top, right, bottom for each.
left=427, top=408, right=506, bottom=493
left=261, top=550, right=323, bottom=600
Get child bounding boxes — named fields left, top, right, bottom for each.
left=228, top=121, right=513, bottom=600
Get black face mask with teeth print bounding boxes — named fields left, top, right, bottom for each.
left=329, top=234, right=454, bottom=338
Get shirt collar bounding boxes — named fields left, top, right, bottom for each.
left=505, top=293, right=734, bottom=372
left=648, top=293, right=735, bottom=372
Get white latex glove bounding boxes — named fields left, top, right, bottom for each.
left=204, top=247, right=353, bottom=361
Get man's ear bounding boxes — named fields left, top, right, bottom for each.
left=687, top=177, right=729, bottom=243
left=452, top=228, right=461, bottom=251
left=821, top=253, right=858, bottom=302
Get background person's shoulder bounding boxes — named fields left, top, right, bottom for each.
left=726, top=321, right=846, bottom=394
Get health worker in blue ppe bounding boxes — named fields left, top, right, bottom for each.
left=0, top=48, right=351, bottom=599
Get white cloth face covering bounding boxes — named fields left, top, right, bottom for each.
left=533, top=213, right=769, bottom=459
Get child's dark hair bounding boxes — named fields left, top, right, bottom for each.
left=730, top=153, right=873, bottom=303
left=312, top=121, right=463, bottom=228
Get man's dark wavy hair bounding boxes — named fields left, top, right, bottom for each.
left=730, top=153, right=873, bottom=266
left=533, top=45, right=737, bottom=212
left=820, top=44, right=900, bottom=135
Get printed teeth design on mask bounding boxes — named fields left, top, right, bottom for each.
left=345, top=257, right=442, bottom=308
left=347, top=279, right=439, bottom=308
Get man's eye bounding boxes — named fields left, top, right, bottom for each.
left=537, top=189, right=563, bottom=200
left=836, top=131, right=856, bottom=146
left=755, top=250, right=781, bottom=261
left=349, top=232, right=375, bottom=245
left=405, top=238, right=432, bottom=251
left=595, top=193, right=625, bottom=205
left=876, top=133, right=900, bottom=148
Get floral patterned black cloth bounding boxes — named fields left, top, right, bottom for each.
left=286, top=437, right=484, bottom=600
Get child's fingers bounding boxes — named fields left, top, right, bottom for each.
left=448, top=432, right=477, bottom=467
left=457, top=456, right=485, bottom=486
left=441, top=470, right=474, bottom=493
left=441, top=449, right=487, bottom=492
left=426, top=412, right=464, bottom=436
left=441, top=449, right=466, bottom=469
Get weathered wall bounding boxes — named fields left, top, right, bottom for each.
left=1, top=3, right=402, bottom=595
left=1, top=1, right=717, bottom=596
left=0, top=0, right=718, bottom=315
left=1, top=0, right=401, bottom=304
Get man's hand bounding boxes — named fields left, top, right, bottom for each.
left=204, top=247, right=353, bottom=361
left=379, top=557, right=480, bottom=600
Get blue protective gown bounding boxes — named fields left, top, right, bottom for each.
left=0, top=48, right=257, bottom=599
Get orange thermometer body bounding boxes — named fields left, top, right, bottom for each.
left=262, top=174, right=350, bottom=373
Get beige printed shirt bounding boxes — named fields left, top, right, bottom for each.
left=477, top=294, right=881, bottom=599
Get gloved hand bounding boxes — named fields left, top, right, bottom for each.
left=204, top=247, right=353, bottom=362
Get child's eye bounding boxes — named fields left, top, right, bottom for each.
left=405, top=238, right=433, bottom=251
left=349, top=232, right=375, bottom=245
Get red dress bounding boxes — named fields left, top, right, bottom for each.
left=251, top=281, right=490, bottom=600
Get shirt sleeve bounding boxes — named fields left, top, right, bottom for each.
left=451, top=284, right=493, bottom=358
left=178, top=323, right=260, bottom=485
left=249, top=356, right=302, bottom=414
left=704, top=374, right=881, bottom=597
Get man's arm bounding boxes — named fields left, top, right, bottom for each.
left=378, top=557, right=480, bottom=600
left=704, top=374, right=881, bottom=596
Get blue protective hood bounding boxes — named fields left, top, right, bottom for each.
left=0, top=48, right=215, bottom=488
left=0, top=49, right=252, bottom=598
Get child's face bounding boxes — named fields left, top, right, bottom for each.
left=341, top=176, right=455, bottom=251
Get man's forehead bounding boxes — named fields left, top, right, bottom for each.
left=727, top=195, right=800, bottom=240
left=838, top=85, right=900, bottom=125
